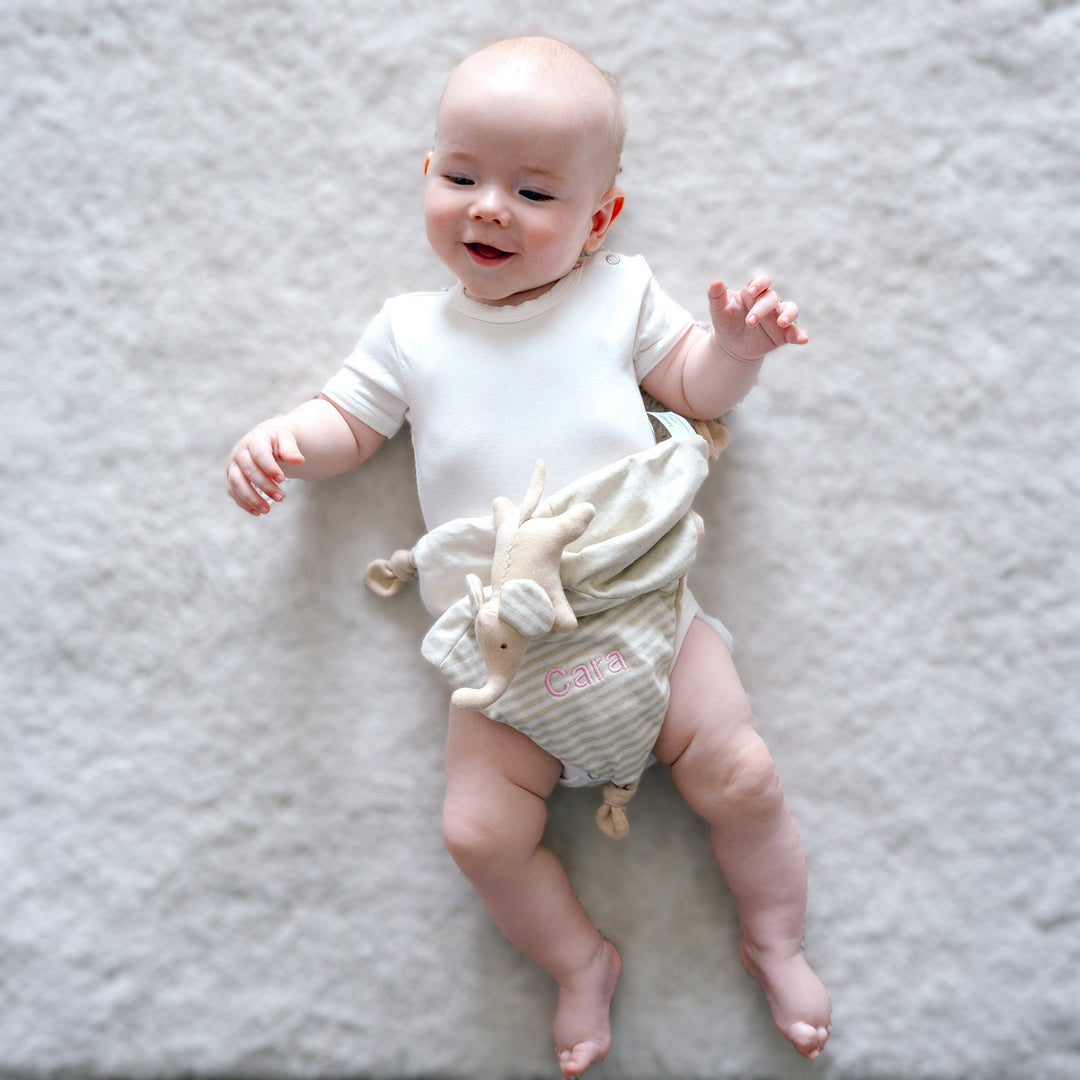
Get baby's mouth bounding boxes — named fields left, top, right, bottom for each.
left=466, top=242, right=513, bottom=263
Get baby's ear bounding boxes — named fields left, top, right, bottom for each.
left=585, top=188, right=625, bottom=252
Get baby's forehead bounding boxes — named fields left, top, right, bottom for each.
left=437, top=64, right=610, bottom=146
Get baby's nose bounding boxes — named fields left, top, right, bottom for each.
left=470, top=185, right=509, bottom=225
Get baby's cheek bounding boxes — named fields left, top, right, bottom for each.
left=534, top=221, right=589, bottom=268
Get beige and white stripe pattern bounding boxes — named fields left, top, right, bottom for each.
left=430, top=586, right=679, bottom=786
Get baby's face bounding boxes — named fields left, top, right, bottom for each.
left=425, top=60, right=618, bottom=306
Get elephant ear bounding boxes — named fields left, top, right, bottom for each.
left=466, top=574, right=485, bottom=617
left=497, top=579, right=556, bottom=638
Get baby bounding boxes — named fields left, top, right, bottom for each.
left=227, top=36, right=831, bottom=1078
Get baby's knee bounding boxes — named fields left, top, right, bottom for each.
left=720, top=733, right=783, bottom=804
left=685, top=726, right=784, bottom=823
left=443, top=805, right=493, bottom=868
left=442, top=797, right=522, bottom=875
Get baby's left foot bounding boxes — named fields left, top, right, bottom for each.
left=554, top=938, right=622, bottom=1078
left=740, top=940, right=831, bottom=1058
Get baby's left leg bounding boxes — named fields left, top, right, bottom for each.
left=652, top=617, right=831, bottom=1058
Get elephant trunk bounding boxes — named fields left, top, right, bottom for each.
left=451, top=592, right=535, bottom=713
left=451, top=678, right=512, bottom=713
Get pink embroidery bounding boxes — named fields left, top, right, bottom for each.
left=544, top=651, right=629, bottom=698
left=545, top=668, right=570, bottom=697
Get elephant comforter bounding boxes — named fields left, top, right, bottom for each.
left=417, top=425, right=711, bottom=789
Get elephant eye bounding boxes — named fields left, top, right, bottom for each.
left=500, top=643, right=508, bottom=650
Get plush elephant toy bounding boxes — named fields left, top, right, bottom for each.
left=363, top=459, right=596, bottom=713
left=451, top=461, right=595, bottom=713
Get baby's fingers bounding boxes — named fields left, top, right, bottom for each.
left=272, top=429, right=306, bottom=466
left=744, top=274, right=773, bottom=300
left=227, top=437, right=290, bottom=513
left=744, top=281, right=808, bottom=343
left=744, top=278, right=781, bottom=328
left=227, top=457, right=273, bottom=515
left=776, top=300, right=808, bottom=342
left=706, top=280, right=747, bottom=335
left=775, top=299, right=799, bottom=329
left=248, top=439, right=290, bottom=493
left=706, top=280, right=732, bottom=307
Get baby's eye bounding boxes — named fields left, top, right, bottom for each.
left=446, top=175, right=474, bottom=186
left=519, top=189, right=554, bottom=202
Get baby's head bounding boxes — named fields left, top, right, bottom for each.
left=424, top=37, right=627, bottom=306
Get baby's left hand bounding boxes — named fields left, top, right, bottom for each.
left=708, top=275, right=808, bottom=362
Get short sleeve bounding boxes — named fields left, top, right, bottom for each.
left=321, top=305, right=409, bottom=438
left=632, top=270, right=696, bottom=382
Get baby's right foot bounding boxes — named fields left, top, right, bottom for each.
left=553, top=938, right=622, bottom=1078
left=740, top=940, right=831, bottom=1058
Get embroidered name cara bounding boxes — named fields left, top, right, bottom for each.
left=544, top=651, right=630, bottom=698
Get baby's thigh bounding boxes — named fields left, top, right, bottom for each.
left=443, top=707, right=562, bottom=857
left=651, top=616, right=756, bottom=768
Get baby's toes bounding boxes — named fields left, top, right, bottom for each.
left=558, top=1040, right=606, bottom=1078
left=788, top=1021, right=830, bottom=1058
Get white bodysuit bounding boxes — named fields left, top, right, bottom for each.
left=322, top=252, right=699, bottom=533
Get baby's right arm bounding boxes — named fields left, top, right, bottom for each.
left=226, top=396, right=385, bottom=516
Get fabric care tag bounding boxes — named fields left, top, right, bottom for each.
left=648, top=411, right=698, bottom=440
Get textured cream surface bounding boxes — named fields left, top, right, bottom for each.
left=2, top=2, right=1077, bottom=1078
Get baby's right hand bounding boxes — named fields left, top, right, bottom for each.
left=226, top=422, right=306, bottom=516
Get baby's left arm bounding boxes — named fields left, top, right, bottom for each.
left=641, top=275, right=807, bottom=420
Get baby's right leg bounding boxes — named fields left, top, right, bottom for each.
left=442, top=707, right=620, bottom=1079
